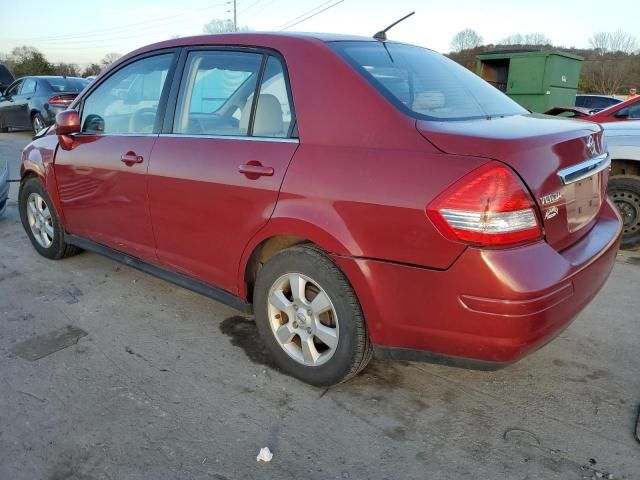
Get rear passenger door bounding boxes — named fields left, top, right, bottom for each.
left=15, top=78, right=37, bottom=129
left=0, top=80, right=23, bottom=127
left=148, top=49, right=298, bottom=294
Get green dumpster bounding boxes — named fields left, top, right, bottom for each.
left=475, top=50, right=583, bottom=113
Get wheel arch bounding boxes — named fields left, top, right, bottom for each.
left=238, top=216, right=357, bottom=301
left=610, top=158, right=640, bottom=178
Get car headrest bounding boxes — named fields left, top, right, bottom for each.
left=240, top=94, right=283, bottom=136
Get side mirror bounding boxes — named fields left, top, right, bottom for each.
left=55, top=110, right=81, bottom=135
left=56, top=110, right=81, bottom=150
left=614, top=108, right=629, bottom=118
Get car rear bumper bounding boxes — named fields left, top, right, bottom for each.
left=42, top=105, right=66, bottom=125
left=332, top=199, right=622, bottom=366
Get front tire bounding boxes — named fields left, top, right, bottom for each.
left=19, top=177, right=80, bottom=259
left=609, top=176, right=640, bottom=249
left=254, top=244, right=373, bottom=386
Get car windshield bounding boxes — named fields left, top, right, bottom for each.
left=331, top=41, right=527, bottom=121
left=44, top=77, right=89, bottom=93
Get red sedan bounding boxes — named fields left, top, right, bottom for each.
left=589, top=96, right=640, bottom=123
left=18, top=33, right=621, bottom=385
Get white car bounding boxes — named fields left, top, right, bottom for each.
left=604, top=121, right=640, bottom=248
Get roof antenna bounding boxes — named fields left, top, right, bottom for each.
left=373, top=11, right=415, bottom=41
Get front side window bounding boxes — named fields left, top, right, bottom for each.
left=81, top=54, right=173, bottom=134
left=252, top=56, right=292, bottom=137
left=173, top=51, right=262, bottom=136
left=628, top=103, right=640, bottom=119
left=331, top=41, right=527, bottom=121
left=21, top=78, right=37, bottom=95
left=5, top=80, right=23, bottom=97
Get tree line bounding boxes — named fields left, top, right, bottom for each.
left=0, top=46, right=121, bottom=79
left=448, top=29, right=639, bottom=95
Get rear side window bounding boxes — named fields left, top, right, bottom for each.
left=20, top=78, right=37, bottom=95
left=331, top=41, right=526, bottom=121
left=173, top=51, right=262, bottom=136
left=253, top=56, right=293, bottom=137
left=44, top=78, right=88, bottom=93
left=81, top=54, right=173, bottom=134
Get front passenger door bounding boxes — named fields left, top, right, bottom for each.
left=54, top=52, right=176, bottom=261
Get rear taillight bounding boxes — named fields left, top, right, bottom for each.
left=426, top=162, right=542, bottom=247
left=48, top=95, right=75, bottom=106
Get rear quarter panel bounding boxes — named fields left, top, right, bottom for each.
left=269, top=145, right=488, bottom=268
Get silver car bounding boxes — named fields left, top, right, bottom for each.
left=0, top=158, right=8, bottom=216
left=605, top=121, right=640, bottom=248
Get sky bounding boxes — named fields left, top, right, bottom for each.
left=0, top=0, right=636, bottom=67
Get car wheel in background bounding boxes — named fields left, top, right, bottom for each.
left=609, top=176, right=640, bottom=249
left=31, top=113, right=45, bottom=134
left=19, top=177, right=80, bottom=259
left=253, top=244, right=373, bottom=386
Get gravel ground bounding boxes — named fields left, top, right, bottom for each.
left=1, top=131, right=639, bottom=479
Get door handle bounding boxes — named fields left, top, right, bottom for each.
left=121, top=151, right=144, bottom=166
left=239, top=161, right=274, bottom=177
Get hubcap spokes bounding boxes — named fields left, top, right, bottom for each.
left=267, top=272, right=338, bottom=367
left=26, top=193, right=54, bottom=248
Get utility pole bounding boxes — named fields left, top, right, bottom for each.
left=233, top=0, right=237, bottom=32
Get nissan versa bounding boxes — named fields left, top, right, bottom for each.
left=18, top=33, right=622, bottom=386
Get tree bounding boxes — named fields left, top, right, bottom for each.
left=203, top=17, right=251, bottom=33
left=499, top=33, right=552, bottom=46
left=53, top=62, right=80, bottom=77
left=586, top=30, right=638, bottom=94
left=100, top=52, right=121, bottom=69
left=82, top=63, right=102, bottom=77
left=450, top=29, right=483, bottom=52
left=8, top=46, right=54, bottom=77
left=203, top=18, right=234, bottom=33
left=589, top=30, right=638, bottom=54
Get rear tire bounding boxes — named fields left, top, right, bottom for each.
left=19, top=177, right=80, bottom=259
left=31, top=113, right=45, bottom=134
left=253, top=244, right=372, bottom=386
left=608, top=176, right=640, bottom=249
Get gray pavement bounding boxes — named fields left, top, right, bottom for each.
left=0, top=131, right=639, bottom=479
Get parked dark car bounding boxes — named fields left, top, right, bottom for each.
left=0, top=76, right=89, bottom=133
left=19, top=33, right=621, bottom=385
left=0, top=64, right=14, bottom=92
left=0, top=158, right=8, bottom=217
left=575, top=94, right=622, bottom=112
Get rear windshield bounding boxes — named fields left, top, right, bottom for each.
left=331, top=41, right=527, bottom=121
left=44, top=78, right=89, bottom=93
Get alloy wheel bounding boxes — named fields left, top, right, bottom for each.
left=267, top=272, right=339, bottom=367
left=26, top=192, right=54, bottom=248
left=33, top=115, right=44, bottom=133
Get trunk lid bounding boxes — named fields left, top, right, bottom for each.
left=417, top=114, right=608, bottom=250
